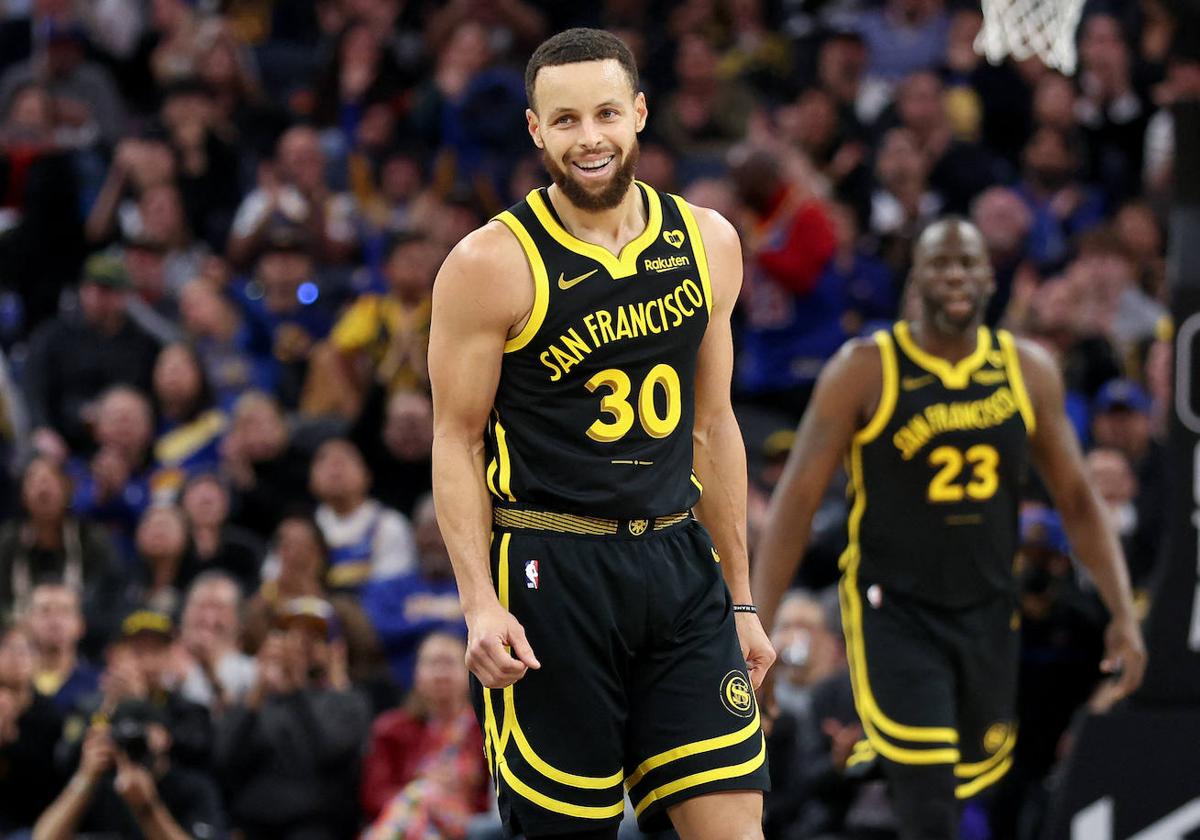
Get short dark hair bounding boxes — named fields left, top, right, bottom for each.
left=525, top=28, right=639, bottom=112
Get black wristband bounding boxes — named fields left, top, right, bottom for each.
left=732, top=604, right=757, bottom=614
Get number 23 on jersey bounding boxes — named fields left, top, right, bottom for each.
left=927, top=444, right=1000, bottom=503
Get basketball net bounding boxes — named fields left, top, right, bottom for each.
left=974, top=0, right=1087, bottom=75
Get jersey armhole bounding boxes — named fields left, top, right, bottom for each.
left=996, top=330, right=1037, bottom=436
left=852, top=330, right=899, bottom=445
left=493, top=211, right=550, bottom=354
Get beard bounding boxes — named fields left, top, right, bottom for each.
left=542, top=139, right=640, bottom=212
left=923, top=294, right=982, bottom=334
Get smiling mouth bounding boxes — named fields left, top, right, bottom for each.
left=572, top=155, right=615, bottom=176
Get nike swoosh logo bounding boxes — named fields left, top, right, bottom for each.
left=901, top=374, right=935, bottom=391
left=972, top=370, right=1008, bottom=385
left=557, top=269, right=598, bottom=290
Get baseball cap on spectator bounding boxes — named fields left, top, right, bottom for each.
left=83, top=252, right=131, bottom=289
left=276, top=596, right=337, bottom=638
left=1092, top=379, right=1152, bottom=415
left=1019, top=508, right=1070, bottom=556
left=121, top=609, right=174, bottom=641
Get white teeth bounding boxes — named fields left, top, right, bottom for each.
left=576, top=156, right=613, bottom=171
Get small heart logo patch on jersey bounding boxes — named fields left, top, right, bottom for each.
left=663, top=229, right=685, bottom=248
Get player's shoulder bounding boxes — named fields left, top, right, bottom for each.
left=832, top=332, right=889, bottom=375
left=1005, top=333, right=1062, bottom=389
left=683, top=202, right=740, bottom=253
left=802, top=333, right=888, bottom=424
left=1006, top=332, right=1055, bottom=366
left=433, top=221, right=535, bottom=325
left=441, top=219, right=528, bottom=277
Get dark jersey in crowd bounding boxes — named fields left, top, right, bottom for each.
left=0, top=693, right=64, bottom=831
left=849, top=322, right=1033, bottom=608
left=74, top=764, right=227, bottom=840
left=484, top=181, right=711, bottom=518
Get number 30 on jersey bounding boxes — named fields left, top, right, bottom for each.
left=585, top=364, right=681, bottom=442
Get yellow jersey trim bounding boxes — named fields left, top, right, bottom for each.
left=838, top=568, right=961, bottom=764
left=495, top=211, right=550, bottom=353
left=497, top=763, right=625, bottom=820
left=669, top=195, right=712, bottom=315
left=505, top=697, right=624, bottom=789
left=325, top=561, right=372, bottom=588
left=486, top=459, right=501, bottom=498
left=845, top=739, right=877, bottom=768
left=526, top=182, right=663, bottom=280
left=493, top=416, right=516, bottom=502
left=690, top=473, right=704, bottom=495
left=996, top=330, right=1036, bottom=436
left=624, top=708, right=761, bottom=789
left=492, top=533, right=624, bottom=800
left=838, top=429, right=961, bottom=752
left=154, top=409, right=227, bottom=466
left=893, top=321, right=992, bottom=390
left=633, top=735, right=767, bottom=817
left=955, top=755, right=1013, bottom=799
left=854, top=331, right=899, bottom=445
left=955, top=728, right=1016, bottom=779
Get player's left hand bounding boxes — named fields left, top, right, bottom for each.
left=735, top=612, right=776, bottom=691
left=1101, top=614, right=1147, bottom=700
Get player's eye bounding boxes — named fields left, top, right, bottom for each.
left=600, top=109, right=618, bottom=119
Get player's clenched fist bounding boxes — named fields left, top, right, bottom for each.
left=465, top=601, right=541, bottom=689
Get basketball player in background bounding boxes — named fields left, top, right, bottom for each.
left=753, top=217, right=1145, bottom=840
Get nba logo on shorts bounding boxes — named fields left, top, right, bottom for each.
left=525, top=560, right=539, bottom=589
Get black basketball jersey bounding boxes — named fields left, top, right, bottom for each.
left=483, top=182, right=711, bottom=518
left=844, top=322, right=1036, bottom=608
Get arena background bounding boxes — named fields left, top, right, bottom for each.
left=0, top=1, right=1196, bottom=839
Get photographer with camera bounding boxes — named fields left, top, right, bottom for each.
left=215, top=597, right=370, bottom=840
left=33, top=698, right=225, bottom=840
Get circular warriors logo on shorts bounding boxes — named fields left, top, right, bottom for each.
left=983, top=722, right=1011, bottom=754
left=628, top=519, right=648, bottom=536
left=720, top=670, right=755, bottom=718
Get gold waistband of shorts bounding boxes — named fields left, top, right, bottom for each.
left=491, top=507, right=691, bottom=536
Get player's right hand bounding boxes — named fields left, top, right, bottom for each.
left=466, top=602, right=541, bottom=689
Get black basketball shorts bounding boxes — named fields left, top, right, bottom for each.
left=839, top=559, right=1018, bottom=799
left=471, top=515, right=770, bottom=837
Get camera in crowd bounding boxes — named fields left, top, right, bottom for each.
left=108, top=700, right=164, bottom=768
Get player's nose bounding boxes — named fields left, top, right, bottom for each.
left=577, top=116, right=605, bottom=150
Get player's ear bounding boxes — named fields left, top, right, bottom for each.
left=526, top=108, right=543, bottom=149
left=634, top=92, right=647, bottom=133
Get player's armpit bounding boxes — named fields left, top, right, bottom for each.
left=753, top=338, right=882, bottom=634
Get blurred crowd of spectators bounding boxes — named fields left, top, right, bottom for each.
left=0, top=0, right=1187, bottom=838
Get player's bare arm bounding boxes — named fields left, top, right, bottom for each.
left=753, top=337, right=883, bottom=637
left=689, top=206, right=777, bottom=688
left=429, top=222, right=541, bottom=689
left=1018, top=338, right=1147, bottom=698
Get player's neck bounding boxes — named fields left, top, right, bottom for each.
left=546, top=183, right=646, bottom=255
left=910, top=319, right=981, bottom=363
